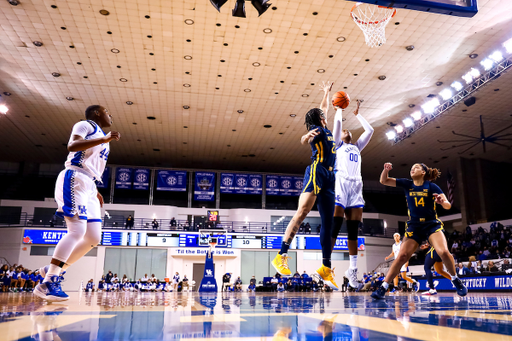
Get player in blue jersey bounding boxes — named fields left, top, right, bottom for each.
left=272, top=82, right=339, bottom=290
left=34, top=105, right=120, bottom=302
left=420, top=243, right=452, bottom=295
left=372, top=162, right=467, bottom=299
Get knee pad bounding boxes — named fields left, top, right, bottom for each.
left=347, top=220, right=359, bottom=241
left=332, top=217, right=344, bottom=238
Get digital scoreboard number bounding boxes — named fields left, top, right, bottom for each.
left=231, top=235, right=262, bottom=249
left=207, top=210, right=219, bottom=222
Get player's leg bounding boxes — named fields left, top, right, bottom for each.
left=428, top=229, right=467, bottom=296
left=433, top=262, right=451, bottom=280
left=371, top=238, right=419, bottom=299
left=423, top=256, right=436, bottom=294
left=344, top=207, right=363, bottom=289
left=400, top=264, right=415, bottom=283
left=332, top=205, right=345, bottom=251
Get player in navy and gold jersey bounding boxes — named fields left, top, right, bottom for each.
left=272, top=82, right=339, bottom=290
left=372, top=162, right=467, bottom=299
left=420, top=243, right=451, bottom=295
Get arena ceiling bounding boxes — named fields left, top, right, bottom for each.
left=0, top=0, right=511, bottom=180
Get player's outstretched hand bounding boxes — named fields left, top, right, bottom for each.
left=104, top=131, right=121, bottom=143
left=433, top=193, right=444, bottom=205
left=320, top=81, right=333, bottom=93
left=353, top=99, right=361, bottom=116
left=384, top=162, right=393, bottom=171
left=306, top=128, right=320, bottom=143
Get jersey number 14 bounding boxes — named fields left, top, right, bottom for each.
left=414, top=197, right=425, bottom=207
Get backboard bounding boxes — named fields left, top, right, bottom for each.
left=349, top=0, right=478, bottom=17
left=198, top=229, right=228, bottom=248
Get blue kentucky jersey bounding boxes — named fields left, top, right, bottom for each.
left=309, top=125, right=336, bottom=170
left=396, top=179, right=444, bottom=223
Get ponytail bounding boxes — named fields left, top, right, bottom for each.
left=421, top=163, right=441, bottom=181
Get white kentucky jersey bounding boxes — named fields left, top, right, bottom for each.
left=64, top=120, right=109, bottom=181
left=393, top=241, right=402, bottom=259
left=335, top=142, right=363, bottom=179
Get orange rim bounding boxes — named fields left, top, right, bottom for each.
left=350, top=3, right=396, bottom=25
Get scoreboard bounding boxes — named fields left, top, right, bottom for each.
left=101, top=232, right=128, bottom=246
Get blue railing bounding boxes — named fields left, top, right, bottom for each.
left=0, top=214, right=399, bottom=237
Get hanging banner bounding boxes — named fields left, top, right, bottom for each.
left=235, top=174, right=249, bottom=194
left=133, top=169, right=150, bottom=190
left=156, top=170, right=187, bottom=191
left=220, top=173, right=235, bottom=194
left=248, top=174, right=263, bottom=195
left=266, top=175, right=280, bottom=196
left=194, top=172, right=215, bottom=201
left=96, top=167, right=110, bottom=188
left=280, top=176, right=294, bottom=196
left=293, top=176, right=304, bottom=195
left=115, top=168, right=132, bottom=189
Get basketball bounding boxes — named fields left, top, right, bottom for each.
left=332, top=91, right=351, bottom=109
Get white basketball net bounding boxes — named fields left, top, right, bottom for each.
left=351, top=3, right=396, bottom=48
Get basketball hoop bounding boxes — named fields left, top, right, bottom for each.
left=350, top=2, right=396, bottom=48
left=208, top=237, right=218, bottom=255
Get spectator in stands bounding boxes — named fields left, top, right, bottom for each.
left=182, top=275, right=189, bottom=291
left=451, top=240, right=459, bottom=253
left=484, top=261, right=499, bottom=272
left=171, top=217, right=177, bottom=227
left=270, top=276, right=279, bottom=292
left=222, top=273, right=232, bottom=291
left=126, top=215, right=134, bottom=229
left=106, top=270, right=113, bottom=284
left=316, top=224, right=321, bottom=234
left=248, top=276, right=256, bottom=292
left=151, top=274, right=158, bottom=282
left=456, top=263, right=470, bottom=276
left=84, top=279, right=95, bottom=291
left=152, top=219, right=159, bottom=230
left=112, top=273, right=119, bottom=283
left=301, top=271, right=309, bottom=279
left=235, top=277, right=242, bottom=292
left=299, top=222, right=305, bottom=234
left=98, top=279, right=106, bottom=291
left=502, top=259, right=511, bottom=271
left=1, top=265, right=10, bottom=292
left=478, top=251, right=487, bottom=261
left=291, top=275, right=300, bottom=292
left=122, top=274, right=128, bottom=283
left=311, top=279, right=320, bottom=292
left=277, top=282, right=285, bottom=292
left=305, top=222, right=311, bottom=234
left=342, top=276, right=349, bottom=292
left=286, top=279, right=294, bottom=292
left=141, top=274, right=149, bottom=282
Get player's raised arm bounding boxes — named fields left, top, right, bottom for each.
left=68, top=131, right=120, bottom=152
left=353, top=100, right=374, bottom=151
left=332, top=108, right=343, bottom=148
left=433, top=193, right=452, bottom=210
left=319, top=81, right=333, bottom=120
left=380, top=162, right=396, bottom=187
left=301, top=128, right=320, bottom=145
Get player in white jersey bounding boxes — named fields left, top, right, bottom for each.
left=331, top=100, right=374, bottom=289
left=34, top=105, right=120, bottom=302
left=385, top=233, right=419, bottom=292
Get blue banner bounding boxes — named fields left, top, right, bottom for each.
left=235, top=174, right=249, bottom=194
left=305, top=236, right=365, bottom=251
left=23, top=229, right=68, bottom=245
left=133, top=169, right=150, bottom=190
left=280, top=176, right=294, bottom=196
left=115, top=168, right=132, bottom=189
left=266, top=175, right=280, bottom=196
left=96, top=167, right=110, bottom=188
left=199, top=252, right=218, bottom=292
left=220, top=173, right=235, bottom=194
left=194, top=172, right=215, bottom=201
left=417, top=275, right=512, bottom=291
left=248, top=174, right=263, bottom=194
left=293, top=176, right=304, bottom=195
left=156, top=170, right=187, bottom=191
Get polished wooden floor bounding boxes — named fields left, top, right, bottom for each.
left=1, top=291, right=512, bottom=340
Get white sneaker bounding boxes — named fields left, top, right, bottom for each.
left=345, top=268, right=359, bottom=289
left=422, top=289, right=437, bottom=295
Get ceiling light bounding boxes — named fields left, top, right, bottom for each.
left=386, top=131, right=396, bottom=140
left=119, top=78, right=128, bottom=82
left=263, top=125, right=272, bottom=128
left=336, top=36, right=346, bottom=42
left=237, top=110, right=244, bottom=113
left=469, top=53, right=478, bottom=59
left=33, top=41, right=43, bottom=47
left=183, top=105, right=190, bottom=109
left=184, top=19, right=194, bottom=25
left=147, top=116, right=156, bottom=120
left=302, top=94, right=309, bottom=97
left=421, top=98, right=440, bottom=114
left=489, top=51, right=503, bottom=62
left=263, top=28, right=272, bottom=34
left=405, top=45, right=414, bottom=51
left=184, top=55, right=192, bottom=60
left=317, top=69, right=325, bottom=73
left=3, top=92, right=11, bottom=96
left=394, top=125, right=404, bottom=133
left=378, top=75, right=386, bottom=80
left=8, top=0, right=19, bottom=5
left=183, top=84, right=191, bottom=87
left=252, top=62, right=261, bottom=67
left=290, top=114, right=296, bottom=117
left=99, top=9, right=110, bottom=15
left=0, top=105, right=8, bottom=114
left=244, top=89, right=251, bottom=92
left=66, top=97, right=74, bottom=101
left=435, top=81, right=443, bottom=86
left=126, top=101, right=133, bottom=105
left=403, top=118, right=413, bottom=127
left=470, top=68, right=480, bottom=78
left=451, top=81, right=463, bottom=91
left=411, top=111, right=422, bottom=121
left=51, top=72, right=60, bottom=77
left=439, top=89, right=452, bottom=100
left=480, top=58, right=493, bottom=71
left=462, top=72, right=473, bottom=84
left=503, top=38, right=512, bottom=54
left=408, top=104, right=415, bottom=108
left=111, top=48, right=120, bottom=53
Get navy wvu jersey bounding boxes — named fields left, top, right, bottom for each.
left=396, top=179, right=444, bottom=223
left=309, top=125, right=336, bottom=170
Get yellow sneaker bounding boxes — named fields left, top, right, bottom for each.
left=316, top=265, right=339, bottom=290
left=272, top=253, right=292, bottom=276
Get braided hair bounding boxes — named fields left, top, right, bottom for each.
left=420, top=163, right=441, bottom=181
left=304, top=108, right=325, bottom=131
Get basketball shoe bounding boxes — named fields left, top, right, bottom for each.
left=317, top=265, right=339, bottom=290
left=272, top=254, right=292, bottom=276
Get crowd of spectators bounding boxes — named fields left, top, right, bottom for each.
left=0, top=263, right=43, bottom=292
left=86, top=270, right=193, bottom=292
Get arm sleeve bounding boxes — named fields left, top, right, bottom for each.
left=332, top=109, right=343, bottom=148
left=70, top=121, right=94, bottom=141
left=395, top=178, right=412, bottom=189
left=355, top=114, right=374, bottom=152
left=430, top=183, right=444, bottom=195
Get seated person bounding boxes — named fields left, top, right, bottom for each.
left=85, top=279, right=95, bottom=292
left=291, top=276, right=300, bottom=292
left=123, top=281, right=132, bottom=291
left=112, top=280, right=120, bottom=292
left=248, top=276, right=257, bottom=292
left=484, top=261, right=499, bottom=272
left=311, top=279, right=320, bottom=292
left=222, top=273, right=232, bottom=291
left=235, top=277, right=243, bottom=292
left=182, top=275, right=189, bottom=290
left=98, top=280, right=106, bottom=291
left=286, top=279, right=294, bottom=292
left=270, top=276, right=279, bottom=292
left=277, top=282, right=285, bottom=292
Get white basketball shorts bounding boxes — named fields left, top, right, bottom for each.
left=55, top=169, right=101, bottom=221
left=335, top=173, right=365, bottom=209
left=400, top=264, right=408, bottom=273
